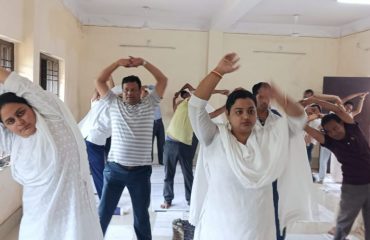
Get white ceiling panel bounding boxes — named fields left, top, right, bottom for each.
left=61, top=0, right=370, bottom=37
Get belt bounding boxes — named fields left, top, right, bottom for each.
left=112, top=162, right=148, bottom=171
left=121, top=165, right=140, bottom=170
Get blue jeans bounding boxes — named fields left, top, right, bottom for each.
left=86, top=140, right=107, bottom=198
left=99, top=162, right=152, bottom=240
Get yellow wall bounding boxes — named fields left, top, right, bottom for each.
left=210, top=33, right=339, bottom=108
left=35, top=0, right=82, bottom=113
left=0, top=0, right=83, bottom=227
left=0, top=0, right=369, bottom=233
left=0, top=0, right=23, bottom=42
left=79, top=26, right=209, bottom=125
left=0, top=0, right=368, bottom=123
left=79, top=28, right=339, bottom=123
left=0, top=168, right=22, bottom=226
left=337, top=31, right=370, bottom=77
left=0, top=0, right=82, bottom=117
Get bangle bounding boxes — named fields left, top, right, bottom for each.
left=142, top=60, right=147, bottom=66
left=211, top=70, right=223, bottom=79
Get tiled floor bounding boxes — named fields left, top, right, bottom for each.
left=96, top=167, right=362, bottom=240
left=105, top=165, right=190, bottom=240
left=3, top=166, right=363, bottom=240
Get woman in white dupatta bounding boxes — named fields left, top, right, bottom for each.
left=0, top=68, right=103, bottom=240
left=188, top=53, right=311, bottom=240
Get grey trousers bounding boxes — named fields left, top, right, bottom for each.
left=334, top=183, right=370, bottom=240
left=163, top=140, right=194, bottom=203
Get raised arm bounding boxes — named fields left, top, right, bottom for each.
left=107, top=75, right=115, bottom=89
left=179, top=83, right=195, bottom=92
left=304, top=124, right=325, bottom=145
left=173, top=84, right=228, bottom=112
left=352, top=92, right=368, bottom=117
left=303, top=97, right=354, bottom=124
left=172, top=92, right=183, bottom=112
left=91, top=76, right=115, bottom=102
left=0, top=68, right=65, bottom=119
left=91, top=89, right=100, bottom=102
left=212, top=89, right=230, bottom=95
left=342, top=92, right=364, bottom=103
left=270, top=83, right=304, bottom=117
left=313, top=93, right=342, bottom=105
left=208, top=105, right=226, bottom=119
left=194, top=53, right=239, bottom=100
left=172, top=83, right=194, bottom=112
left=96, top=59, right=131, bottom=98
left=189, top=53, right=239, bottom=145
left=129, top=56, right=168, bottom=98
left=207, top=90, right=229, bottom=119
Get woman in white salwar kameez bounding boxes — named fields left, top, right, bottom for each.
left=0, top=68, right=103, bottom=240
left=188, top=53, right=312, bottom=240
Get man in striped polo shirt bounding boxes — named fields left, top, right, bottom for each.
left=96, top=56, right=167, bottom=240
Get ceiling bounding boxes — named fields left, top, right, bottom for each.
left=61, top=0, right=370, bottom=38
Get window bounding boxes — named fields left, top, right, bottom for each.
left=0, top=152, right=10, bottom=171
left=40, top=53, right=59, bottom=96
left=0, top=39, right=14, bottom=71
left=0, top=39, right=14, bottom=169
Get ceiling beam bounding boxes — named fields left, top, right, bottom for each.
left=209, top=0, right=264, bottom=31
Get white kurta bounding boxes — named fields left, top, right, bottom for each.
left=78, top=98, right=111, bottom=145
left=188, top=95, right=313, bottom=240
left=0, top=73, right=103, bottom=240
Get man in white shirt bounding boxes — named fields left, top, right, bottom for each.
left=305, top=104, right=322, bottom=163
left=79, top=79, right=114, bottom=199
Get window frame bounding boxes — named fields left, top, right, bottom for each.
left=0, top=39, right=15, bottom=71
left=40, top=53, right=60, bottom=96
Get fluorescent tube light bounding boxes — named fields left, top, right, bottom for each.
left=337, top=0, right=370, bottom=4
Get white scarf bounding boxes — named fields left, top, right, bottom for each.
left=190, top=114, right=314, bottom=232
left=11, top=111, right=57, bottom=186
left=218, top=120, right=288, bottom=188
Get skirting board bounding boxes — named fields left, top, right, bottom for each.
left=0, top=207, right=22, bottom=240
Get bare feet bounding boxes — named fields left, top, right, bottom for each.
left=328, top=227, right=349, bottom=240
left=160, top=201, right=171, bottom=209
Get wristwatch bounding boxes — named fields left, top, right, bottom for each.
left=142, top=60, right=147, bottom=66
